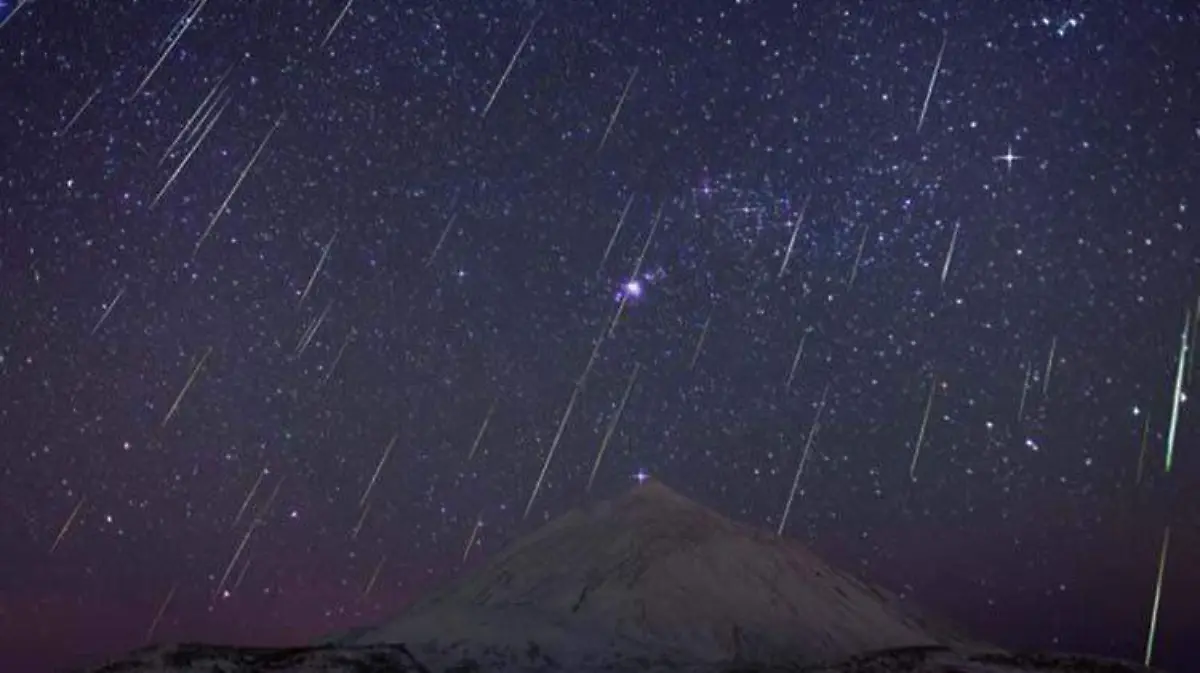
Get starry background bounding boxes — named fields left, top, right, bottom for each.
left=0, top=1, right=1197, bottom=671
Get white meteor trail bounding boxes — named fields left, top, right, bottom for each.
left=294, top=302, right=332, bottom=356
left=778, top=194, right=811, bottom=280
left=152, top=95, right=230, bottom=208
left=319, top=329, right=354, bottom=388
left=916, top=32, right=947, bottom=133
left=847, top=223, right=869, bottom=288
left=55, top=87, right=101, bottom=138
left=254, top=477, right=284, bottom=522
left=777, top=384, right=830, bottom=536
left=1143, top=525, right=1170, bottom=667
left=467, top=399, right=497, bottom=461
left=1164, top=310, right=1189, bottom=473
left=426, top=213, right=457, bottom=268
left=299, top=231, right=337, bottom=306
left=598, top=193, right=635, bottom=276
left=50, top=495, right=86, bottom=554
left=794, top=385, right=829, bottom=480
left=689, top=313, right=712, bottom=371
left=524, top=385, right=580, bottom=520
left=233, top=555, right=253, bottom=590
left=350, top=502, right=371, bottom=539
left=587, top=362, right=640, bottom=492
left=162, top=63, right=234, bottom=163
left=0, top=0, right=31, bottom=32
left=161, top=347, right=212, bottom=427
left=90, top=285, right=126, bottom=335
left=784, top=331, right=809, bottom=390
left=1042, top=336, right=1058, bottom=397
left=360, top=434, right=397, bottom=508
left=909, top=376, right=938, bottom=481
left=231, top=467, right=266, bottom=530
left=321, top=0, right=355, bottom=48
left=481, top=13, right=541, bottom=120
left=362, top=555, right=386, bottom=599
left=195, top=112, right=285, bottom=258
left=597, top=66, right=638, bottom=152
left=462, top=516, right=483, bottom=564
left=940, top=221, right=959, bottom=287
left=144, top=583, right=177, bottom=644
left=214, top=521, right=256, bottom=600
left=129, top=0, right=209, bottom=101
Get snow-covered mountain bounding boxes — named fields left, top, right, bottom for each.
left=336, top=478, right=968, bottom=668
left=79, top=480, right=1165, bottom=673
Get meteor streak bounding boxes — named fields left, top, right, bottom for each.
left=916, top=32, right=947, bottom=133
left=161, top=347, right=213, bottom=428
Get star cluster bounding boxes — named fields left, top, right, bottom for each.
left=0, top=1, right=1197, bottom=672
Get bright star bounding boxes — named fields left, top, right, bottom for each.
left=993, top=144, right=1023, bottom=172
left=616, top=279, right=644, bottom=303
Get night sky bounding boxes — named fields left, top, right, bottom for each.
left=1, top=1, right=1197, bottom=672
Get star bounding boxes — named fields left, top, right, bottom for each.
left=992, top=144, right=1024, bottom=172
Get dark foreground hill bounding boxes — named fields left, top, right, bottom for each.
left=80, top=480, right=1163, bottom=673
left=81, top=641, right=1163, bottom=673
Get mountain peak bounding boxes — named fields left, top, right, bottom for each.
left=614, top=477, right=707, bottom=514
left=350, top=481, right=965, bottom=668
